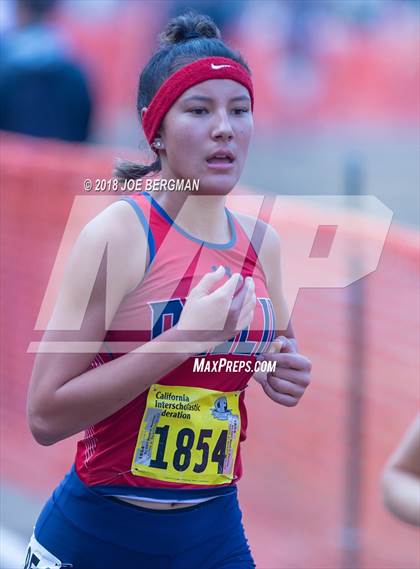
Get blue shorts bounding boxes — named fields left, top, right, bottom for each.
left=27, top=465, right=256, bottom=569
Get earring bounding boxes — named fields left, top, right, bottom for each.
left=153, top=139, right=162, bottom=149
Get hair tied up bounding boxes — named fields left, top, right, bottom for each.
left=159, top=10, right=221, bottom=46
left=183, top=31, right=202, bottom=41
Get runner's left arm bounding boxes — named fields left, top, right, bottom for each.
left=252, top=223, right=312, bottom=407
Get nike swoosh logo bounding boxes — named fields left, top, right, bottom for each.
left=211, top=63, right=232, bottom=70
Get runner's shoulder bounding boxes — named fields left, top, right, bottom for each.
left=77, top=199, right=148, bottom=294
left=81, top=198, right=147, bottom=249
left=234, top=211, right=281, bottom=251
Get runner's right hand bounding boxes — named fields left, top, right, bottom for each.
left=176, top=266, right=256, bottom=350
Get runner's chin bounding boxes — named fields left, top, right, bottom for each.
left=197, top=164, right=239, bottom=195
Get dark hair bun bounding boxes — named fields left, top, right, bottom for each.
left=159, top=10, right=221, bottom=47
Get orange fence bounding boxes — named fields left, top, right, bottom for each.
left=53, top=3, right=420, bottom=134
left=1, top=134, right=419, bottom=568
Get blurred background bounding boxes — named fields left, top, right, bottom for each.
left=1, top=0, right=419, bottom=568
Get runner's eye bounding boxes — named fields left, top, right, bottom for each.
left=189, top=108, right=208, bottom=115
left=232, top=108, right=249, bottom=115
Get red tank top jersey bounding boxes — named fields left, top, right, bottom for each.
left=74, top=192, right=276, bottom=501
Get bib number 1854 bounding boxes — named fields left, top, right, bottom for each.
left=149, top=426, right=228, bottom=474
left=131, top=385, right=241, bottom=485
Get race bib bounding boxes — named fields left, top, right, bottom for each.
left=131, top=384, right=241, bottom=485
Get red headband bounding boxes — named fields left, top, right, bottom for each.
left=141, top=56, right=254, bottom=145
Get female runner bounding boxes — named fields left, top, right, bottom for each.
left=25, top=11, right=312, bottom=569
